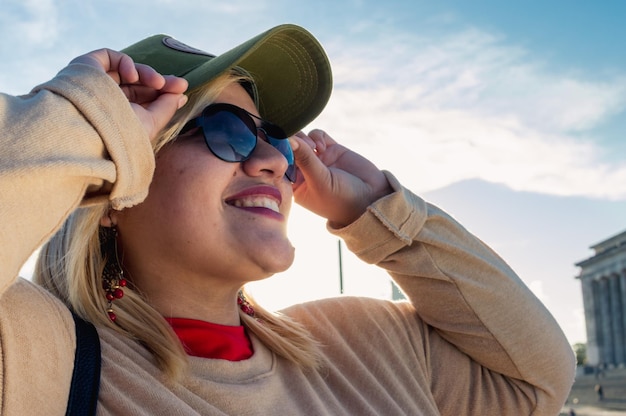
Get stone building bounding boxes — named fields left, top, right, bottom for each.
left=576, top=230, right=626, bottom=368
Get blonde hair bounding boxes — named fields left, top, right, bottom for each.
left=34, top=72, right=322, bottom=382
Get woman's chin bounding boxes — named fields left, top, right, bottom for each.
left=254, top=244, right=296, bottom=279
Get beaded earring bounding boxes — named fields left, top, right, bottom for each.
left=237, top=290, right=255, bottom=318
left=99, top=225, right=126, bottom=322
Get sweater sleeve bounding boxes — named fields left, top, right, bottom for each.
left=0, top=62, right=155, bottom=415
left=0, top=63, right=154, bottom=292
left=330, top=171, right=575, bottom=416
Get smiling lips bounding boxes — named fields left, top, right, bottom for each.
left=226, top=186, right=282, bottom=215
left=230, top=195, right=280, bottom=212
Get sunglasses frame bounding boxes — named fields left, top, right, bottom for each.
left=180, top=103, right=296, bottom=182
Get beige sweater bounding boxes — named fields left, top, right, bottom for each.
left=0, top=63, right=575, bottom=415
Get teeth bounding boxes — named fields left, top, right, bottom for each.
left=231, top=196, right=279, bottom=212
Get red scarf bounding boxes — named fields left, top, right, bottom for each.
left=165, top=317, right=253, bottom=361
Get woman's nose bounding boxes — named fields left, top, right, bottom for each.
left=241, top=138, right=289, bottom=180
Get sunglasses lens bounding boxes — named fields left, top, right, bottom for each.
left=266, top=135, right=296, bottom=182
left=191, top=103, right=297, bottom=182
left=199, top=110, right=257, bottom=162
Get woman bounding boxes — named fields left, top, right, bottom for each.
left=0, top=24, right=574, bottom=415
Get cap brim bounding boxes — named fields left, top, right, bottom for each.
left=122, top=24, right=332, bottom=136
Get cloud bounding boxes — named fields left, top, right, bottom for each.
left=0, top=0, right=66, bottom=93
left=315, top=28, right=626, bottom=199
left=0, top=0, right=59, bottom=47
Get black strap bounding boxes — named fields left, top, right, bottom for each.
left=66, top=312, right=101, bottom=416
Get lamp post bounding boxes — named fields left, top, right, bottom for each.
left=338, top=239, right=344, bottom=294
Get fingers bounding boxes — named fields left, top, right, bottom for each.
left=292, top=129, right=336, bottom=159
left=305, top=129, right=337, bottom=154
left=289, top=134, right=327, bottom=180
left=115, top=53, right=140, bottom=84
left=160, top=74, right=188, bottom=94
left=292, top=132, right=317, bottom=183
left=135, top=72, right=188, bottom=137
left=71, top=49, right=188, bottom=94
left=294, top=131, right=316, bottom=150
left=120, top=76, right=188, bottom=105
left=70, top=49, right=138, bottom=85
left=143, top=92, right=189, bottom=134
left=128, top=65, right=187, bottom=95
left=70, top=47, right=189, bottom=142
left=131, top=62, right=162, bottom=89
left=291, top=129, right=345, bottom=182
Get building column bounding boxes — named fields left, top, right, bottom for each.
left=621, top=273, right=626, bottom=365
left=582, top=277, right=600, bottom=365
left=609, top=274, right=625, bottom=366
left=599, top=277, right=615, bottom=366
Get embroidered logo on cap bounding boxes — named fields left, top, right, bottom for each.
left=162, top=37, right=215, bottom=57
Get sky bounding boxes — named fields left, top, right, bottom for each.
left=3, top=0, right=626, bottom=346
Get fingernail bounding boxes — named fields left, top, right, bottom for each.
left=178, top=95, right=188, bottom=109
left=289, top=136, right=299, bottom=151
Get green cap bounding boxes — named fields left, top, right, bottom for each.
left=122, top=24, right=332, bottom=136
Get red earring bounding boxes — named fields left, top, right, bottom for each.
left=237, top=290, right=255, bottom=317
left=100, top=225, right=126, bottom=322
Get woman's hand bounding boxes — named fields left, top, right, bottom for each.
left=290, top=129, right=393, bottom=228
left=69, top=49, right=188, bottom=142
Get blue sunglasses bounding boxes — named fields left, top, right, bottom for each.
left=180, top=103, right=296, bottom=182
